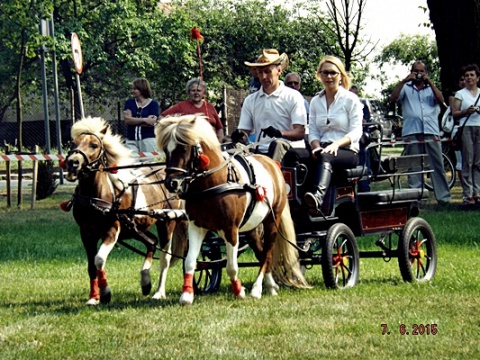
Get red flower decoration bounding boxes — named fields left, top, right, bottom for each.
left=190, top=27, right=204, bottom=41
left=60, top=200, right=73, bottom=212
left=198, top=153, right=210, bottom=169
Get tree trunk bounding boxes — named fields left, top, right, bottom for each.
left=427, top=0, right=480, bottom=96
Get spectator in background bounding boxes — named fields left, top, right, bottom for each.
left=161, top=78, right=225, bottom=142
left=233, top=49, right=307, bottom=161
left=123, top=78, right=159, bottom=158
left=285, top=72, right=310, bottom=121
left=390, top=60, right=451, bottom=204
left=350, top=84, right=372, bottom=192
left=449, top=74, right=466, bottom=185
left=350, top=85, right=371, bottom=123
left=248, top=66, right=261, bottom=94
left=451, top=64, right=480, bottom=205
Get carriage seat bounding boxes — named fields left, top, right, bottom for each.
left=356, top=153, right=431, bottom=207
left=282, top=148, right=368, bottom=184
left=356, top=188, right=429, bottom=207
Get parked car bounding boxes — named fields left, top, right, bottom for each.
left=361, top=99, right=402, bottom=141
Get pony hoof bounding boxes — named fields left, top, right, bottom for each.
left=100, top=286, right=111, bottom=304
left=179, top=292, right=194, bottom=306
left=236, top=287, right=246, bottom=299
left=267, top=287, right=279, bottom=296
left=142, top=283, right=152, bottom=296
left=250, top=286, right=262, bottom=299
left=85, top=298, right=99, bottom=306
left=152, top=291, right=166, bottom=300
left=140, top=269, right=151, bottom=291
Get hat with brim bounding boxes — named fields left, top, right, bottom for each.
left=245, top=49, right=289, bottom=69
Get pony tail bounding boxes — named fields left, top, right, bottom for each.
left=271, top=201, right=311, bottom=288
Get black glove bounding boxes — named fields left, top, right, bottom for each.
left=262, top=126, right=282, bottom=138
left=230, top=129, right=249, bottom=144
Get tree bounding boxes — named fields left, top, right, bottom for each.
left=374, top=34, right=439, bottom=101
left=427, top=0, right=480, bottom=96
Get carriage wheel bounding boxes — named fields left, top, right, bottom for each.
left=322, top=223, right=359, bottom=289
left=191, top=234, right=225, bottom=294
left=398, top=217, right=437, bottom=282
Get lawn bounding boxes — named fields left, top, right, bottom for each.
left=0, top=182, right=479, bottom=359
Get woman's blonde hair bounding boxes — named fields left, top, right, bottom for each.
left=315, top=55, right=351, bottom=90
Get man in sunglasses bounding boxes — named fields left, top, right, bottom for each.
left=232, top=49, right=307, bottom=161
left=285, top=72, right=310, bottom=123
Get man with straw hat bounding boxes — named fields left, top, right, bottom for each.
left=232, top=49, right=307, bottom=161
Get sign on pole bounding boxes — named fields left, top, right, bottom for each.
left=71, top=33, right=83, bottom=74
left=71, top=33, right=84, bottom=118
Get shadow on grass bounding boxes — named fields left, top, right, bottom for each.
left=0, top=292, right=184, bottom=315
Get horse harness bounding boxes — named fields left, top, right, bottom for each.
left=180, top=151, right=264, bottom=228
left=66, top=132, right=174, bottom=248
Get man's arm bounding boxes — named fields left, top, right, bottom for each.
left=423, top=75, right=444, bottom=104
left=390, top=75, right=412, bottom=103
left=279, top=124, right=305, bottom=141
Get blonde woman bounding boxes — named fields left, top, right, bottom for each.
left=304, top=56, right=363, bottom=216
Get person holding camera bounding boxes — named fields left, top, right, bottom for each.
left=390, top=60, right=451, bottom=204
left=451, top=64, right=480, bottom=205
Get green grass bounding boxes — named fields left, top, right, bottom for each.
left=0, top=184, right=479, bottom=359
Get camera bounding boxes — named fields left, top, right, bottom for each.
left=415, top=73, right=423, bottom=79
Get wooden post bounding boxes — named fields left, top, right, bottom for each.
left=31, top=146, right=40, bottom=209
left=5, top=145, right=11, bottom=208
left=17, top=158, right=23, bottom=208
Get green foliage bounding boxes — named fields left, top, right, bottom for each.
left=0, top=0, right=381, bottom=117
left=374, top=34, right=440, bottom=99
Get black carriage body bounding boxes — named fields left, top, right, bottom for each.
left=281, top=148, right=429, bottom=238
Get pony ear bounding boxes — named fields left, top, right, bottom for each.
left=100, top=126, right=109, bottom=135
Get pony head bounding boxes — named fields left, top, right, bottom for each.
left=155, top=114, right=220, bottom=192
left=65, top=116, right=132, bottom=181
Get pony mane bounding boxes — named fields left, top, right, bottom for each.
left=71, top=116, right=133, bottom=166
left=156, top=114, right=220, bottom=152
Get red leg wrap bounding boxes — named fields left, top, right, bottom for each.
left=182, top=273, right=194, bottom=294
left=97, top=269, right=108, bottom=289
left=89, top=279, right=99, bottom=300
left=231, top=279, right=243, bottom=296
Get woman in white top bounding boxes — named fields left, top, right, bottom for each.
left=452, top=64, right=480, bottom=205
left=304, top=55, right=363, bottom=216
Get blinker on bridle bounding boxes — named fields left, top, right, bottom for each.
left=66, top=132, right=107, bottom=172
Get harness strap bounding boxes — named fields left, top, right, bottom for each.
left=233, top=153, right=258, bottom=228
left=180, top=182, right=255, bottom=201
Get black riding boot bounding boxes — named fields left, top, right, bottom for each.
left=304, top=162, right=333, bottom=216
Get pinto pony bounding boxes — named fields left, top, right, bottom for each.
left=156, top=115, right=309, bottom=306
left=63, top=116, right=187, bottom=305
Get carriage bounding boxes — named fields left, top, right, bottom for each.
left=191, top=136, right=437, bottom=293
left=64, top=115, right=437, bottom=305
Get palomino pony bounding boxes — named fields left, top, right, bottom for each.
left=156, top=114, right=309, bottom=306
left=62, top=116, right=187, bottom=305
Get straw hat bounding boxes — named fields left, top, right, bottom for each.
left=245, top=49, right=289, bottom=69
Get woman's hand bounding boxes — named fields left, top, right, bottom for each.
left=322, top=143, right=339, bottom=156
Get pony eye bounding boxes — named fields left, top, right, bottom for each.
left=90, top=142, right=99, bottom=149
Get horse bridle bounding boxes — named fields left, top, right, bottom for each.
left=165, top=141, right=232, bottom=193
left=67, top=132, right=107, bottom=173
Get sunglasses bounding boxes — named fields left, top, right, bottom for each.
left=320, top=71, right=340, bottom=77
left=286, top=81, right=300, bottom=86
